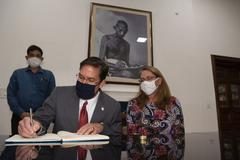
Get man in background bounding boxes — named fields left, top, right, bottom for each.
left=7, top=45, right=56, bottom=135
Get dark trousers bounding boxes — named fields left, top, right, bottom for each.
left=11, top=114, right=21, bottom=135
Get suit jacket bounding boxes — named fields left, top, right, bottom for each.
left=33, top=86, right=122, bottom=136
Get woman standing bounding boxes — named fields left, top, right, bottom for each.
left=126, top=66, right=184, bottom=138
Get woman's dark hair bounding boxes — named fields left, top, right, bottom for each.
left=27, top=45, right=43, bottom=55
left=80, top=57, right=109, bottom=81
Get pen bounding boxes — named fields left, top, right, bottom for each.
left=30, top=108, right=33, bottom=127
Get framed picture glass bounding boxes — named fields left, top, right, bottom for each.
left=88, top=3, right=153, bottom=84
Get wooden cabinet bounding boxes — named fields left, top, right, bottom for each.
left=221, top=131, right=240, bottom=160
left=212, top=55, right=240, bottom=132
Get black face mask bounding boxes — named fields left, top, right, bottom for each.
left=75, top=81, right=97, bottom=100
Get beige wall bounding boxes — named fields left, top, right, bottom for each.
left=0, top=0, right=240, bottom=134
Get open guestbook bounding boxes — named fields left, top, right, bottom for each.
left=5, top=131, right=109, bottom=146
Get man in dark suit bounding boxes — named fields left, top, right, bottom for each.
left=18, top=57, right=122, bottom=137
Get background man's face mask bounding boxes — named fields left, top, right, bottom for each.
left=27, top=57, right=42, bottom=67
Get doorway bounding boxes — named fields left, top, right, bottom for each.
left=211, top=55, right=240, bottom=160
left=211, top=55, right=240, bottom=133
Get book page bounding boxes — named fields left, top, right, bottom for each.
left=57, top=131, right=109, bottom=142
left=61, top=141, right=109, bottom=147
left=5, top=133, right=62, bottom=144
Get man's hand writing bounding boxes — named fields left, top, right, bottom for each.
left=18, top=117, right=41, bottom=138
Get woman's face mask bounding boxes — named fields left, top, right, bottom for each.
left=140, top=78, right=160, bottom=95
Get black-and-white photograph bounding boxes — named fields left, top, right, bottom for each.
left=88, top=3, right=153, bottom=84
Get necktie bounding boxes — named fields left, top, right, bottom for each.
left=78, top=146, right=87, bottom=160
left=79, top=101, right=88, bottom=128
left=78, top=101, right=88, bottom=160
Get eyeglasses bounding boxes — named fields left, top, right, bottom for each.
left=76, top=73, right=100, bottom=85
left=139, top=76, right=158, bottom=83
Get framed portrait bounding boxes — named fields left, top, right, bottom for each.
left=88, top=3, right=153, bottom=85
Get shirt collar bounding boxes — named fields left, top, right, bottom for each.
left=25, top=66, right=44, bottom=73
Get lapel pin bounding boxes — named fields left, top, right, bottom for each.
left=101, top=107, right=104, bottom=111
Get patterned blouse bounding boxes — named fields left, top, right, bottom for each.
left=126, top=133, right=185, bottom=160
left=126, top=96, right=184, bottom=138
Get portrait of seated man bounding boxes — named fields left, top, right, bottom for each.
left=99, top=20, right=142, bottom=79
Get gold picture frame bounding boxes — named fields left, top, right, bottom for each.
left=88, top=3, right=153, bottom=85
